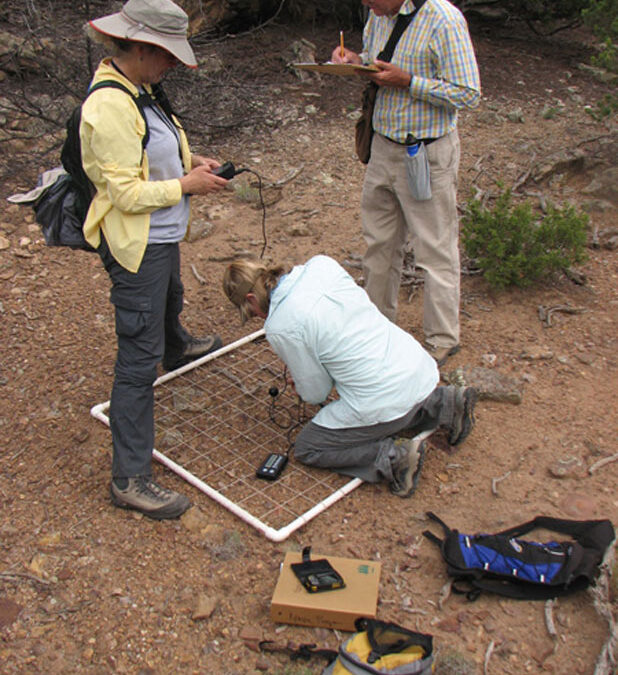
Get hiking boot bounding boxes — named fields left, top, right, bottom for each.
left=448, top=387, right=478, bottom=446
left=163, top=334, right=223, bottom=371
left=425, top=343, right=460, bottom=367
left=110, top=476, right=191, bottom=520
left=389, top=438, right=426, bottom=498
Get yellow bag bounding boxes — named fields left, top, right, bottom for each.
left=323, top=619, right=433, bottom=674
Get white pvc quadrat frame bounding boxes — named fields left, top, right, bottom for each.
left=90, top=328, right=363, bottom=541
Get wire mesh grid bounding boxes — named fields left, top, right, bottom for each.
left=91, top=330, right=362, bottom=541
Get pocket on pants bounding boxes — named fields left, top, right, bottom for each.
left=111, top=288, right=152, bottom=339
left=405, top=143, right=432, bottom=201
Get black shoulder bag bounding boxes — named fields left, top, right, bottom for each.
left=355, top=0, right=425, bottom=164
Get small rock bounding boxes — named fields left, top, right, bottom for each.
left=560, top=493, right=597, bottom=519
left=287, top=223, right=312, bottom=237
left=481, top=353, right=497, bottom=367
left=240, top=624, right=262, bottom=650
left=73, top=429, right=90, bottom=444
left=186, top=220, right=215, bottom=243
left=484, top=618, right=497, bottom=633
left=437, top=615, right=461, bottom=633
left=255, top=656, right=270, bottom=671
left=0, top=235, right=9, bottom=250
left=38, top=532, right=62, bottom=549
left=443, top=366, right=523, bottom=404
left=192, top=594, right=218, bottom=620
left=0, top=598, right=23, bottom=629
left=548, top=456, right=584, bottom=479
left=520, top=348, right=553, bottom=361
left=181, top=506, right=209, bottom=533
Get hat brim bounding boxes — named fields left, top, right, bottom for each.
left=90, top=14, right=197, bottom=68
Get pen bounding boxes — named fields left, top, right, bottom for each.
left=340, top=31, right=344, bottom=59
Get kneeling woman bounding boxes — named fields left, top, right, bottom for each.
left=223, top=255, right=477, bottom=497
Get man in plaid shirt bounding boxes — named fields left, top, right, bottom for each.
left=332, top=0, right=480, bottom=366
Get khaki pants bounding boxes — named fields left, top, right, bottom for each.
left=361, top=130, right=461, bottom=348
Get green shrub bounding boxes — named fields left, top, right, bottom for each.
left=461, top=189, right=589, bottom=289
left=583, top=0, right=618, bottom=72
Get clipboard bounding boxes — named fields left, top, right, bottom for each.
left=292, top=62, right=379, bottom=76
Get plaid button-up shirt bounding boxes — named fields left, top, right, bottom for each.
left=362, top=0, right=481, bottom=143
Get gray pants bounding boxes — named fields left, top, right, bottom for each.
left=99, top=238, right=189, bottom=479
left=294, top=386, right=459, bottom=483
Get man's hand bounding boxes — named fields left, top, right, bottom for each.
left=369, top=60, right=412, bottom=88
left=330, top=46, right=362, bottom=65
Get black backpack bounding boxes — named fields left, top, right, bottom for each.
left=35, top=80, right=175, bottom=251
left=423, top=512, right=615, bottom=601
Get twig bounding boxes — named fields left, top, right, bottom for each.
left=484, top=640, right=495, bottom=675
left=538, top=304, right=587, bottom=327
left=588, top=452, right=618, bottom=475
left=0, top=571, right=51, bottom=586
left=438, top=580, right=452, bottom=610
left=491, top=471, right=511, bottom=496
left=190, top=263, right=206, bottom=285
left=512, top=152, right=537, bottom=192
left=544, top=599, right=558, bottom=639
left=267, top=165, right=304, bottom=187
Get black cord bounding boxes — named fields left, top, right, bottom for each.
left=268, top=366, right=311, bottom=457
left=234, top=168, right=267, bottom=258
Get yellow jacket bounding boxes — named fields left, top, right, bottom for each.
left=80, top=59, right=192, bottom=272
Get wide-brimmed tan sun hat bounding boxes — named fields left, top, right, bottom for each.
left=89, top=0, right=197, bottom=68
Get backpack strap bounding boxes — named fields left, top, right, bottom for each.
left=422, top=511, right=454, bottom=546
left=87, top=80, right=151, bottom=149
left=258, top=640, right=337, bottom=663
left=496, top=516, right=614, bottom=548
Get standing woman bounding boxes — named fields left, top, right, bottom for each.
left=83, top=0, right=226, bottom=519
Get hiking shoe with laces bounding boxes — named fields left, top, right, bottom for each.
left=389, top=437, right=426, bottom=498
left=163, top=334, right=223, bottom=372
left=110, top=476, right=191, bottom=520
left=448, top=386, right=478, bottom=446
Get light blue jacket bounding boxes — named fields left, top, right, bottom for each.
left=265, top=255, right=439, bottom=429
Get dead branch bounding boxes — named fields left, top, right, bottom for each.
left=491, top=470, right=511, bottom=496
left=538, top=304, right=587, bottom=327
left=190, top=263, right=206, bottom=285
left=588, top=452, right=618, bottom=475
left=484, top=640, right=495, bottom=675
left=438, top=579, right=452, bottom=610
left=0, top=571, right=51, bottom=586
left=545, top=599, right=558, bottom=639
left=512, top=152, right=537, bottom=192
left=267, top=165, right=304, bottom=188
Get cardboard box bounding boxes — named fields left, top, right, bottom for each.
left=270, top=551, right=381, bottom=631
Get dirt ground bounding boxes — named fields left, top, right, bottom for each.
left=1, top=13, right=617, bottom=675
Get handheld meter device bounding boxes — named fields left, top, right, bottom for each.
left=256, top=452, right=288, bottom=480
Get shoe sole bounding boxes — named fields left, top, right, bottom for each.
left=391, top=440, right=426, bottom=498
left=110, top=485, right=191, bottom=520
left=449, top=388, right=477, bottom=446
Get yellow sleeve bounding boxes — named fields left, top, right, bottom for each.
left=80, top=88, right=182, bottom=214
